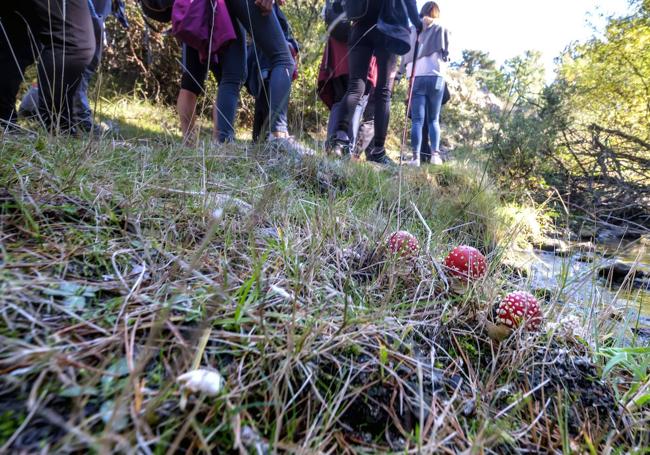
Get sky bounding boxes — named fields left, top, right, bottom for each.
left=416, top=0, right=633, bottom=79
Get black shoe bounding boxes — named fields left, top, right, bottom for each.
left=79, top=120, right=110, bottom=136
left=326, top=132, right=350, bottom=158
left=366, top=148, right=396, bottom=166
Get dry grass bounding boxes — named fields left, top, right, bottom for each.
left=0, top=132, right=648, bottom=454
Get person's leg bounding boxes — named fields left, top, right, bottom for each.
left=0, top=9, right=39, bottom=127
left=74, top=1, right=104, bottom=130
left=369, top=46, right=398, bottom=155
left=409, top=78, right=427, bottom=165
left=214, top=22, right=246, bottom=143
left=252, top=79, right=270, bottom=142
left=350, top=92, right=369, bottom=149
left=177, top=89, right=199, bottom=144
left=33, top=0, right=95, bottom=130
left=326, top=76, right=348, bottom=154
left=327, top=102, right=342, bottom=142
left=226, top=0, right=293, bottom=137
left=426, top=77, right=445, bottom=153
left=333, top=23, right=373, bottom=147
left=354, top=89, right=375, bottom=158
left=178, top=44, right=209, bottom=145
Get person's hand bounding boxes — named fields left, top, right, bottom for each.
left=255, top=0, right=274, bottom=15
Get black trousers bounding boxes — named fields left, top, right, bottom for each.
left=0, top=0, right=95, bottom=129
left=335, top=1, right=397, bottom=153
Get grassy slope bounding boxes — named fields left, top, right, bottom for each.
left=0, top=100, right=648, bottom=453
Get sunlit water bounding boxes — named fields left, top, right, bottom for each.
left=512, top=240, right=650, bottom=333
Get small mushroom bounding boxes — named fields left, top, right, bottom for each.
left=177, top=369, right=224, bottom=396
left=443, top=245, right=488, bottom=281
left=386, top=230, right=419, bottom=257
left=496, top=291, right=543, bottom=331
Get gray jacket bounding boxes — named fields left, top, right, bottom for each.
left=399, top=18, right=449, bottom=76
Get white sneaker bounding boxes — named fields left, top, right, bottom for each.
left=431, top=151, right=443, bottom=165
left=268, top=135, right=315, bottom=157
left=400, top=152, right=420, bottom=167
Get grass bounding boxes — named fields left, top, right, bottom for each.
left=0, top=98, right=648, bottom=453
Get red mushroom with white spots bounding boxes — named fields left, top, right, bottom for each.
left=386, top=230, right=419, bottom=257
left=443, top=245, right=488, bottom=281
left=496, top=291, right=543, bottom=331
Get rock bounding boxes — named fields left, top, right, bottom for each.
left=534, top=238, right=571, bottom=256
left=577, top=224, right=598, bottom=240
left=596, top=227, right=628, bottom=243
left=597, top=261, right=649, bottom=286
left=576, top=254, right=595, bottom=263
left=631, top=327, right=650, bottom=343
left=535, top=238, right=567, bottom=252
left=573, top=241, right=597, bottom=251
left=500, top=263, right=529, bottom=278
left=634, top=276, right=650, bottom=289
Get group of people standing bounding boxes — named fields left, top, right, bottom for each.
left=319, top=0, right=449, bottom=166
left=0, top=0, right=450, bottom=167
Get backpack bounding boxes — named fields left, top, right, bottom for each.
left=140, top=0, right=174, bottom=23
left=377, top=0, right=411, bottom=55
left=324, top=0, right=350, bottom=42
left=343, top=0, right=368, bottom=21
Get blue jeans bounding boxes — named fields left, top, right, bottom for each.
left=213, top=23, right=247, bottom=142
left=225, top=0, right=294, bottom=135
left=410, top=75, right=445, bottom=155
left=73, top=0, right=105, bottom=125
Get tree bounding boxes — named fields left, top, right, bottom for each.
left=458, top=49, right=496, bottom=76
left=500, top=50, right=546, bottom=109
left=544, top=0, right=650, bottom=225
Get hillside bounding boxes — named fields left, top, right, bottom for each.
left=1, top=97, right=649, bottom=453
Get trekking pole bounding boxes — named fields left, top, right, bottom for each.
left=396, top=30, right=420, bottom=231
left=399, top=31, right=420, bottom=165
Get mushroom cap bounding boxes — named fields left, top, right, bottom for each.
left=496, top=291, right=543, bottom=331
left=443, top=245, right=488, bottom=281
left=386, top=230, right=419, bottom=257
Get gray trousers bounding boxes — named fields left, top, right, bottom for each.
left=327, top=94, right=370, bottom=154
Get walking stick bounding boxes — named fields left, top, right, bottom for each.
left=399, top=31, right=420, bottom=164
left=396, top=29, right=420, bottom=231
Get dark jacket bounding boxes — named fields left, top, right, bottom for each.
left=378, top=0, right=422, bottom=55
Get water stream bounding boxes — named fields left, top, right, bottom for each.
left=511, top=239, right=650, bottom=336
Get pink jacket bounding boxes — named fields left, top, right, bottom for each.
left=172, top=0, right=236, bottom=63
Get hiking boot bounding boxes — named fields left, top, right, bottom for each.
left=268, top=135, right=315, bottom=157
left=326, top=132, right=350, bottom=158
left=400, top=151, right=420, bottom=167
left=79, top=120, right=110, bottom=137
left=367, top=148, right=396, bottom=167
